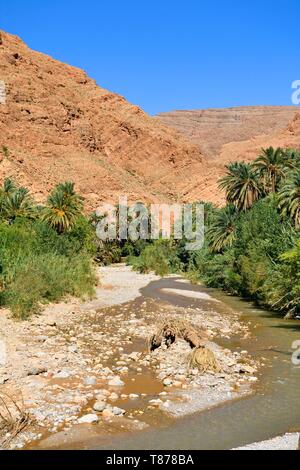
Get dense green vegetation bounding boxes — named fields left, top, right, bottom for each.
left=128, top=147, right=300, bottom=319
left=3, top=146, right=300, bottom=320
left=0, top=179, right=97, bottom=319
left=128, top=239, right=184, bottom=276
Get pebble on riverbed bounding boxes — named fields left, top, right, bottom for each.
left=77, top=414, right=99, bottom=424
left=93, top=401, right=106, bottom=412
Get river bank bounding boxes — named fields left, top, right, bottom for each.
left=235, top=432, right=299, bottom=450
left=0, top=265, right=258, bottom=449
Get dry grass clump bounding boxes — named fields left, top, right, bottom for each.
left=0, top=391, right=30, bottom=448
left=149, top=317, right=203, bottom=352
left=188, top=346, right=220, bottom=373
left=149, top=316, right=220, bottom=374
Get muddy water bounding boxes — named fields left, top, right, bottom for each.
left=94, top=276, right=300, bottom=450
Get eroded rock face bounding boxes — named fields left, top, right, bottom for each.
left=157, top=106, right=300, bottom=157
left=0, top=30, right=204, bottom=209
left=157, top=107, right=300, bottom=205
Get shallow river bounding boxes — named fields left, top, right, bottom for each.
left=95, top=276, right=300, bottom=450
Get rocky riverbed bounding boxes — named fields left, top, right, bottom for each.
left=0, top=265, right=259, bottom=450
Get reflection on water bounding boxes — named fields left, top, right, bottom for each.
left=96, top=277, right=300, bottom=450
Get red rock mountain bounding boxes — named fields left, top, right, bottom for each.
left=1, top=30, right=300, bottom=208
left=157, top=107, right=300, bottom=204
left=0, top=30, right=205, bottom=209
left=156, top=106, right=300, bottom=157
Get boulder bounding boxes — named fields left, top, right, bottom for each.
left=93, top=401, right=106, bottom=412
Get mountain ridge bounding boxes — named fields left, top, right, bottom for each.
left=0, top=30, right=204, bottom=209
left=1, top=30, right=300, bottom=209
left=156, top=105, right=300, bottom=156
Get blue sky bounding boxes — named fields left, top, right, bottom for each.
left=0, top=0, right=299, bottom=115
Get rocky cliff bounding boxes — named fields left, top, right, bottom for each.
left=157, top=107, right=300, bottom=205
left=0, top=31, right=204, bottom=209
left=157, top=106, right=300, bottom=157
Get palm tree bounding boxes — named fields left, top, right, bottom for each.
left=0, top=178, right=17, bottom=197
left=42, top=182, right=83, bottom=233
left=0, top=178, right=17, bottom=215
left=89, top=211, right=101, bottom=227
left=207, top=204, right=238, bottom=252
left=253, top=147, right=285, bottom=193
left=278, top=170, right=300, bottom=227
left=2, top=187, right=36, bottom=223
left=56, top=181, right=84, bottom=209
left=219, top=162, right=262, bottom=211
left=282, top=148, right=300, bottom=170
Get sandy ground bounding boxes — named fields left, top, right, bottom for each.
left=83, top=264, right=159, bottom=309
left=235, top=433, right=300, bottom=450
left=160, top=288, right=220, bottom=302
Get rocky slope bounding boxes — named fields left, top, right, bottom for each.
left=156, top=106, right=300, bottom=156
left=0, top=30, right=204, bottom=209
left=157, top=107, right=300, bottom=205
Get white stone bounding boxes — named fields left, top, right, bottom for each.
left=109, top=392, right=119, bottom=401
left=148, top=399, right=163, bottom=406
left=53, top=370, right=70, bottom=379
left=112, top=406, right=125, bottom=416
left=78, top=414, right=99, bottom=424
left=93, top=401, right=107, bottom=412
left=102, top=409, right=114, bottom=419
left=163, top=378, right=173, bottom=386
left=84, top=376, right=97, bottom=385
left=108, top=376, right=124, bottom=387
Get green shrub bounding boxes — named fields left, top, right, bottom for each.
left=184, top=197, right=297, bottom=308
left=94, top=241, right=122, bottom=266
left=1, top=252, right=95, bottom=320
left=129, top=240, right=182, bottom=276
left=263, top=240, right=300, bottom=317
left=0, top=219, right=96, bottom=319
left=188, top=243, right=240, bottom=293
